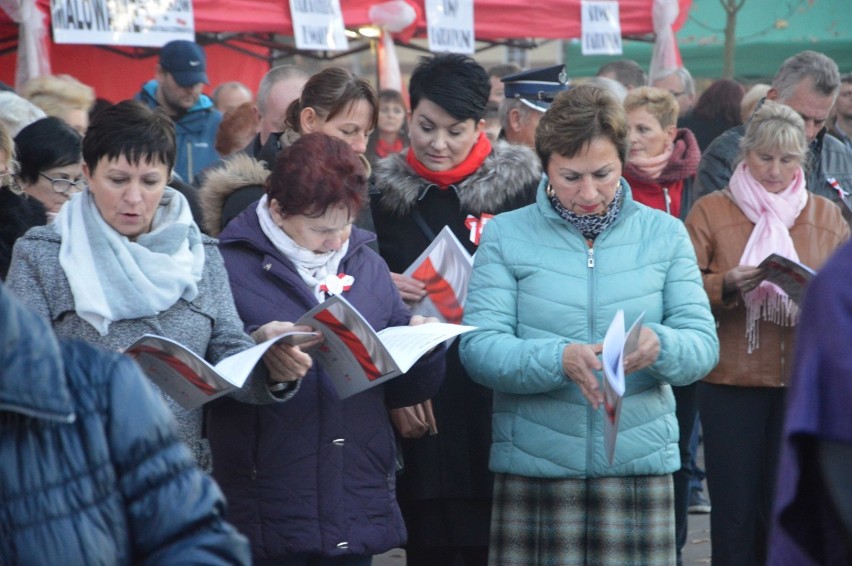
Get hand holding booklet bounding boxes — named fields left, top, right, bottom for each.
left=295, top=295, right=474, bottom=399
left=601, top=310, right=644, bottom=466
left=402, top=225, right=473, bottom=324
left=127, top=295, right=473, bottom=408
left=126, top=331, right=319, bottom=411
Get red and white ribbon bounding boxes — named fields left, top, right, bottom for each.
left=464, top=213, right=494, bottom=246
left=319, top=273, right=354, bottom=296
left=828, top=177, right=849, bottom=199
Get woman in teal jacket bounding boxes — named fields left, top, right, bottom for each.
left=459, top=84, right=719, bottom=566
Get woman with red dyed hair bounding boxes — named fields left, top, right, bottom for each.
left=207, top=132, right=446, bottom=566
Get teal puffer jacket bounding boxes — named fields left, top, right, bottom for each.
left=459, top=177, right=719, bottom=479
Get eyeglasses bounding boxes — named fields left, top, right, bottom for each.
left=39, top=172, right=87, bottom=195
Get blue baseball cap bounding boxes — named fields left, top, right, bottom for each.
left=159, top=40, right=208, bottom=87
left=502, top=65, right=571, bottom=112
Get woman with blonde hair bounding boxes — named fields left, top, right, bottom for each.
left=21, top=74, right=95, bottom=135
left=685, top=100, right=849, bottom=565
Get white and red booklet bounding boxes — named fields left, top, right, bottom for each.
left=601, top=310, right=644, bottom=466
left=125, top=331, right=319, bottom=410
left=403, top=225, right=473, bottom=324
left=296, top=295, right=474, bottom=399
left=756, top=253, right=816, bottom=305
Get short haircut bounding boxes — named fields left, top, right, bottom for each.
left=535, top=84, right=629, bottom=172
left=212, top=81, right=253, bottom=105
left=488, top=63, right=521, bottom=79
left=267, top=133, right=367, bottom=218
left=13, top=117, right=82, bottom=185
left=691, top=78, right=745, bottom=125
left=409, top=53, right=490, bottom=122
left=623, top=86, right=679, bottom=129
left=215, top=101, right=260, bottom=156
left=257, top=65, right=310, bottom=115
left=650, top=67, right=695, bottom=96
left=739, top=100, right=808, bottom=166
left=284, top=67, right=377, bottom=133
left=585, top=76, right=628, bottom=103
left=498, top=97, right=535, bottom=131
left=597, top=60, right=647, bottom=89
left=842, top=73, right=852, bottom=86
left=21, top=74, right=95, bottom=118
left=0, top=91, right=46, bottom=137
left=773, top=51, right=840, bottom=100
left=83, top=100, right=176, bottom=175
left=378, top=89, right=406, bottom=109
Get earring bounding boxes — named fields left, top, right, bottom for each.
left=546, top=184, right=555, bottom=197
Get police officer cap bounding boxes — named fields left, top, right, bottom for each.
left=502, top=64, right=570, bottom=112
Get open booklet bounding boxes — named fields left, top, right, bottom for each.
left=296, top=294, right=474, bottom=399
left=125, top=331, right=319, bottom=411
left=402, top=225, right=473, bottom=324
left=757, top=253, right=816, bottom=305
left=601, top=310, right=644, bottom=466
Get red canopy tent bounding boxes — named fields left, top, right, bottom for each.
left=1, top=0, right=690, bottom=102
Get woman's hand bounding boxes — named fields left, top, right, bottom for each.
left=623, top=327, right=660, bottom=375
left=723, top=265, right=766, bottom=295
left=409, top=314, right=440, bottom=326
left=562, top=343, right=604, bottom=409
left=391, top=273, right=427, bottom=303
left=253, top=321, right=325, bottom=384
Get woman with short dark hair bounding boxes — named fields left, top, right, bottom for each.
left=14, top=116, right=83, bottom=221
left=208, top=132, right=446, bottom=565
left=7, top=100, right=303, bottom=470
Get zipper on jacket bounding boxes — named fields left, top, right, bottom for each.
left=585, top=243, right=596, bottom=475
left=186, top=141, right=193, bottom=182
left=663, top=187, right=671, bottom=215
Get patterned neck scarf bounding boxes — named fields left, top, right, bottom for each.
left=549, top=183, right=625, bottom=241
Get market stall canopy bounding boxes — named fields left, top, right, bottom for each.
left=1, top=0, right=692, bottom=101
left=563, top=0, right=851, bottom=79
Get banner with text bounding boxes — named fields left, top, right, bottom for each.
left=51, top=0, right=194, bottom=47
left=581, top=1, right=622, bottom=55
left=426, top=0, right=474, bottom=55
left=290, top=0, right=349, bottom=51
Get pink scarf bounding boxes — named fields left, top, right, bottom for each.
left=729, top=161, right=808, bottom=352
left=628, top=143, right=674, bottom=180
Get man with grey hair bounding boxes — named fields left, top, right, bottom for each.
left=597, top=59, right=647, bottom=91
left=499, top=65, right=570, bottom=148
left=651, top=67, right=696, bottom=118
left=212, top=81, right=253, bottom=115
left=246, top=64, right=310, bottom=158
left=694, top=51, right=852, bottom=221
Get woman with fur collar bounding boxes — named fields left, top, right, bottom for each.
left=370, top=53, right=542, bottom=566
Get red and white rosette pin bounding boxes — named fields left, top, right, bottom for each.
left=319, top=273, right=354, bottom=296
left=464, top=213, right=494, bottom=246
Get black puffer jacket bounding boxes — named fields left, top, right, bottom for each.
left=0, top=283, right=251, bottom=565
left=0, top=187, right=46, bottom=280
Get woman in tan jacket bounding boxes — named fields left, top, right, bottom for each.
left=685, top=100, right=849, bottom=566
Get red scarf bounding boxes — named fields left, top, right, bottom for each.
left=375, top=137, right=405, bottom=158
left=406, top=133, right=492, bottom=189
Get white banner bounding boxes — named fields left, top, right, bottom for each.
left=425, top=0, right=474, bottom=55
left=581, top=1, right=623, bottom=56
left=51, top=0, right=194, bottom=47
left=290, top=0, right=349, bottom=52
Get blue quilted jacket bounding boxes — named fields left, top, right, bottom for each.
left=459, top=177, right=719, bottom=478
left=0, top=284, right=250, bottom=565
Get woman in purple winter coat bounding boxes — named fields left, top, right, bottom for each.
left=207, top=133, right=446, bottom=566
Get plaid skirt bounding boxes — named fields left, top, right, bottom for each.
left=489, top=473, right=675, bottom=566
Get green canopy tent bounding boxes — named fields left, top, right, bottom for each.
left=564, top=0, right=852, bottom=79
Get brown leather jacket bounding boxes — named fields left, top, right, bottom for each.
left=685, top=188, right=849, bottom=387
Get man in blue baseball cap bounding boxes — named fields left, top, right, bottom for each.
left=498, top=64, right=570, bottom=148
left=136, top=40, right=222, bottom=183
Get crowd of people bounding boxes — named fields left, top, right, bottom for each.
left=2, top=38, right=852, bottom=566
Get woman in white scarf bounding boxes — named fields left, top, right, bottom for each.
left=6, top=101, right=319, bottom=470
left=685, top=100, right=849, bottom=565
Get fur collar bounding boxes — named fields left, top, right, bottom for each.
left=199, top=153, right=270, bottom=236
left=372, top=141, right=542, bottom=216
